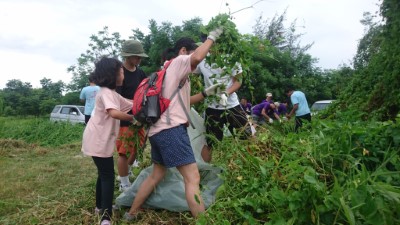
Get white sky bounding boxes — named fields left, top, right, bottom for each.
left=0, top=0, right=380, bottom=89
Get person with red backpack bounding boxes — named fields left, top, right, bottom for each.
left=124, top=28, right=224, bottom=221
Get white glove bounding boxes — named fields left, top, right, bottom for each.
left=219, top=92, right=228, bottom=106
left=208, top=26, right=223, bottom=42
left=268, top=118, right=273, bottom=124
left=204, top=84, right=221, bottom=97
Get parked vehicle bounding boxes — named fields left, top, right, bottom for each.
left=50, top=105, right=85, bottom=124
left=311, top=100, right=334, bottom=115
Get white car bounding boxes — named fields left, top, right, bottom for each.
left=311, top=100, right=334, bottom=115
left=50, top=105, right=85, bottom=124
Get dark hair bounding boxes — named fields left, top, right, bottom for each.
left=162, top=37, right=197, bottom=62
left=92, top=57, right=122, bottom=89
left=88, top=72, right=94, bottom=83
left=284, top=84, right=295, bottom=94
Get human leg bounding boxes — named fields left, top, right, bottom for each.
left=127, top=163, right=166, bottom=215
left=92, top=156, right=115, bottom=222
left=295, top=113, right=311, bottom=132
left=116, top=127, right=139, bottom=189
left=149, top=125, right=203, bottom=216
left=177, top=163, right=205, bottom=217
left=203, top=108, right=225, bottom=162
left=227, top=105, right=252, bottom=139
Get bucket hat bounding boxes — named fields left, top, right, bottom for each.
left=120, top=40, right=148, bottom=57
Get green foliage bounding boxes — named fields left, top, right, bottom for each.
left=198, top=118, right=400, bottom=225
left=132, top=18, right=204, bottom=74
left=0, top=117, right=84, bottom=147
left=335, top=0, right=400, bottom=121
left=67, top=26, right=123, bottom=92
left=1, top=78, right=65, bottom=116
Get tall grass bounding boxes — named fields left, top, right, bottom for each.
left=0, top=117, right=84, bottom=147
left=1, top=116, right=399, bottom=224
left=198, top=118, right=400, bottom=224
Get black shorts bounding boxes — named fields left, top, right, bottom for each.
left=205, top=105, right=251, bottom=147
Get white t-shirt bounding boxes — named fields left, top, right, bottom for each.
left=197, top=60, right=241, bottom=109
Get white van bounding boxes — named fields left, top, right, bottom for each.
left=50, top=105, right=85, bottom=124
left=311, top=100, right=334, bottom=115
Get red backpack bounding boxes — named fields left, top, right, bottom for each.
left=132, top=60, right=173, bottom=126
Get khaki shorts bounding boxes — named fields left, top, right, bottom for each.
left=116, top=126, right=145, bottom=156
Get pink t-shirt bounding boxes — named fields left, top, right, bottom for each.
left=149, top=54, right=192, bottom=137
left=81, top=87, right=132, bottom=157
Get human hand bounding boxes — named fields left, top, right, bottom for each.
left=268, top=118, right=273, bottom=124
left=208, top=26, right=223, bottom=42
left=204, top=84, right=221, bottom=97
left=219, top=92, right=228, bottom=106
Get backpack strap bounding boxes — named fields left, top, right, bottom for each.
left=165, top=76, right=195, bottom=129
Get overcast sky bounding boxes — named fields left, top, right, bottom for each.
left=0, top=0, right=380, bottom=89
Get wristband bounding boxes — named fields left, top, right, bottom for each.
left=207, top=36, right=216, bottom=42
left=201, top=90, right=207, bottom=98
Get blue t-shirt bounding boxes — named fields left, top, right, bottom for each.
left=290, top=91, right=310, bottom=116
left=80, top=85, right=100, bottom=115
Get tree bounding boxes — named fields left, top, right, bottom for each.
left=249, top=11, right=319, bottom=104
left=39, top=78, right=65, bottom=114
left=67, top=26, right=123, bottom=92
left=353, top=12, right=383, bottom=70
left=336, top=0, right=400, bottom=120
left=131, top=18, right=204, bottom=74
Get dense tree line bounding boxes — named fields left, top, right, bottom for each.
left=1, top=1, right=398, bottom=120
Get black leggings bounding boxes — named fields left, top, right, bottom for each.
left=205, top=105, right=251, bottom=148
left=92, top=156, right=115, bottom=221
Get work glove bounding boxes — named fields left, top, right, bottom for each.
left=203, top=84, right=221, bottom=97
left=219, top=92, right=228, bottom=107
left=268, top=118, right=273, bottom=124
left=207, top=26, right=224, bottom=42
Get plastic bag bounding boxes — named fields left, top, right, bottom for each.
left=115, top=108, right=223, bottom=211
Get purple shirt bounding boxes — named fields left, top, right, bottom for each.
left=278, top=104, right=287, bottom=115
left=252, top=102, right=274, bottom=116
left=240, top=103, right=252, bottom=112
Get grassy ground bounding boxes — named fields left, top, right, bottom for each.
left=1, top=116, right=399, bottom=224
left=0, top=138, right=196, bottom=225
left=0, top=118, right=195, bottom=225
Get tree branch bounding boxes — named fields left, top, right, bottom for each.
left=230, top=0, right=265, bottom=15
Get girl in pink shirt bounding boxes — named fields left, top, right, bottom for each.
left=125, top=26, right=224, bottom=221
left=81, top=57, right=140, bottom=225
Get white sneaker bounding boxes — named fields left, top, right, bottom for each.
left=100, top=219, right=111, bottom=225
left=119, top=183, right=130, bottom=192
left=132, top=160, right=140, bottom=167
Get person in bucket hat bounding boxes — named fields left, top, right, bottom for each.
left=120, top=40, right=149, bottom=57
left=115, top=40, right=148, bottom=192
